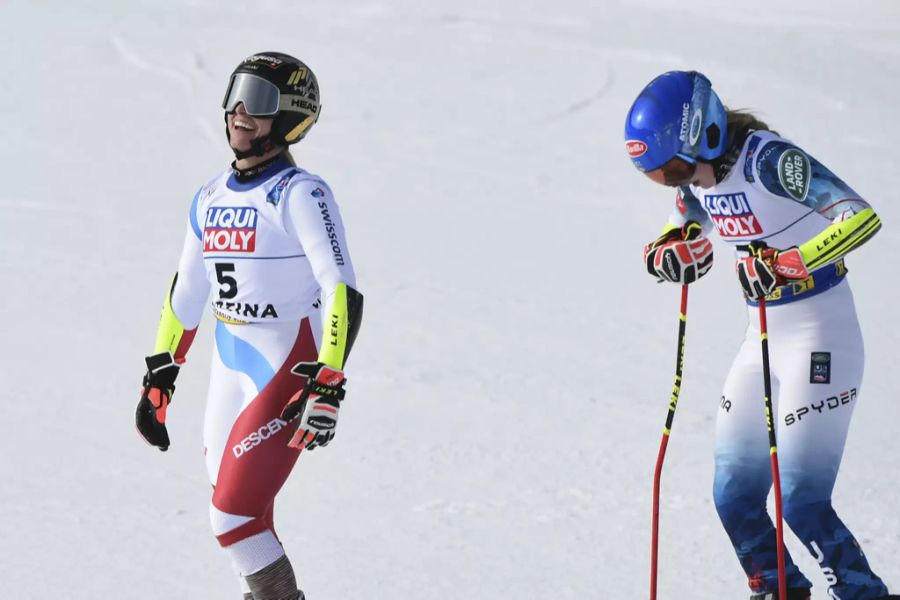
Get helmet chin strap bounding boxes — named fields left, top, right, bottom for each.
left=224, top=114, right=278, bottom=160
left=227, top=131, right=276, bottom=160
left=231, top=133, right=275, bottom=160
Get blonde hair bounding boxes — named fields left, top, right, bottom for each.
left=725, top=108, right=777, bottom=137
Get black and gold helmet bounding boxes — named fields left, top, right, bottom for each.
left=222, top=52, right=321, bottom=157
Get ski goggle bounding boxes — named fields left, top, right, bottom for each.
left=222, top=73, right=281, bottom=116
left=645, top=155, right=697, bottom=187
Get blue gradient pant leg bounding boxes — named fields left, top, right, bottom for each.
left=774, top=298, right=887, bottom=600
left=714, top=337, right=811, bottom=594
left=714, top=283, right=888, bottom=599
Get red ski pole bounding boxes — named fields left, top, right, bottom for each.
left=650, top=284, right=689, bottom=600
left=758, top=297, right=787, bottom=600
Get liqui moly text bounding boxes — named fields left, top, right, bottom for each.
left=204, top=207, right=258, bottom=252
left=703, top=193, right=762, bottom=238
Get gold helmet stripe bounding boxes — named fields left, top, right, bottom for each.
left=284, top=116, right=315, bottom=142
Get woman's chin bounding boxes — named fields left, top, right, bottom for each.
left=229, top=131, right=259, bottom=150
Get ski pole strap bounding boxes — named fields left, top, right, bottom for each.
left=745, top=258, right=846, bottom=307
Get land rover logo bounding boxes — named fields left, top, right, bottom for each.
left=778, top=149, right=811, bottom=202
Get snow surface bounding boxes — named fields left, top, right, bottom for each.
left=2, top=0, right=900, bottom=598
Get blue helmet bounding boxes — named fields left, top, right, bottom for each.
left=624, top=71, right=727, bottom=172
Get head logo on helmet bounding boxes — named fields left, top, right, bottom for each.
left=242, top=54, right=285, bottom=68
left=222, top=51, right=321, bottom=159
left=623, top=71, right=727, bottom=173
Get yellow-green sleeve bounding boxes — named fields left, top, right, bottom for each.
left=798, top=208, right=881, bottom=271
left=316, top=282, right=364, bottom=370
left=152, top=274, right=198, bottom=362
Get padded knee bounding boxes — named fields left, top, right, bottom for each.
left=225, top=530, right=286, bottom=578
left=210, top=502, right=256, bottom=538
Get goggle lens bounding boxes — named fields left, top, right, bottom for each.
left=222, top=73, right=280, bottom=116
left=646, top=156, right=698, bottom=187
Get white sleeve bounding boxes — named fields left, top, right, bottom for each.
left=284, top=178, right=357, bottom=296
left=170, top=189, right=211, bottom=329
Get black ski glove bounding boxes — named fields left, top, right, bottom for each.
left=280, top=362, right=347, bottom=451
left=643, top=221, right=714, bottom=284
left=736, top=242, right=809, bottom=301
left=136, top=352, right=179, bottom=452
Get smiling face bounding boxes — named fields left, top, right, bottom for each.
left=226, top=102, right=275, bottom=153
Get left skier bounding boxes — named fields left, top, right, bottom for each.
left=135, top=51, right=363, bottom=600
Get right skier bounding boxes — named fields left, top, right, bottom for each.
left=624, top=70, right=896, bottom=600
